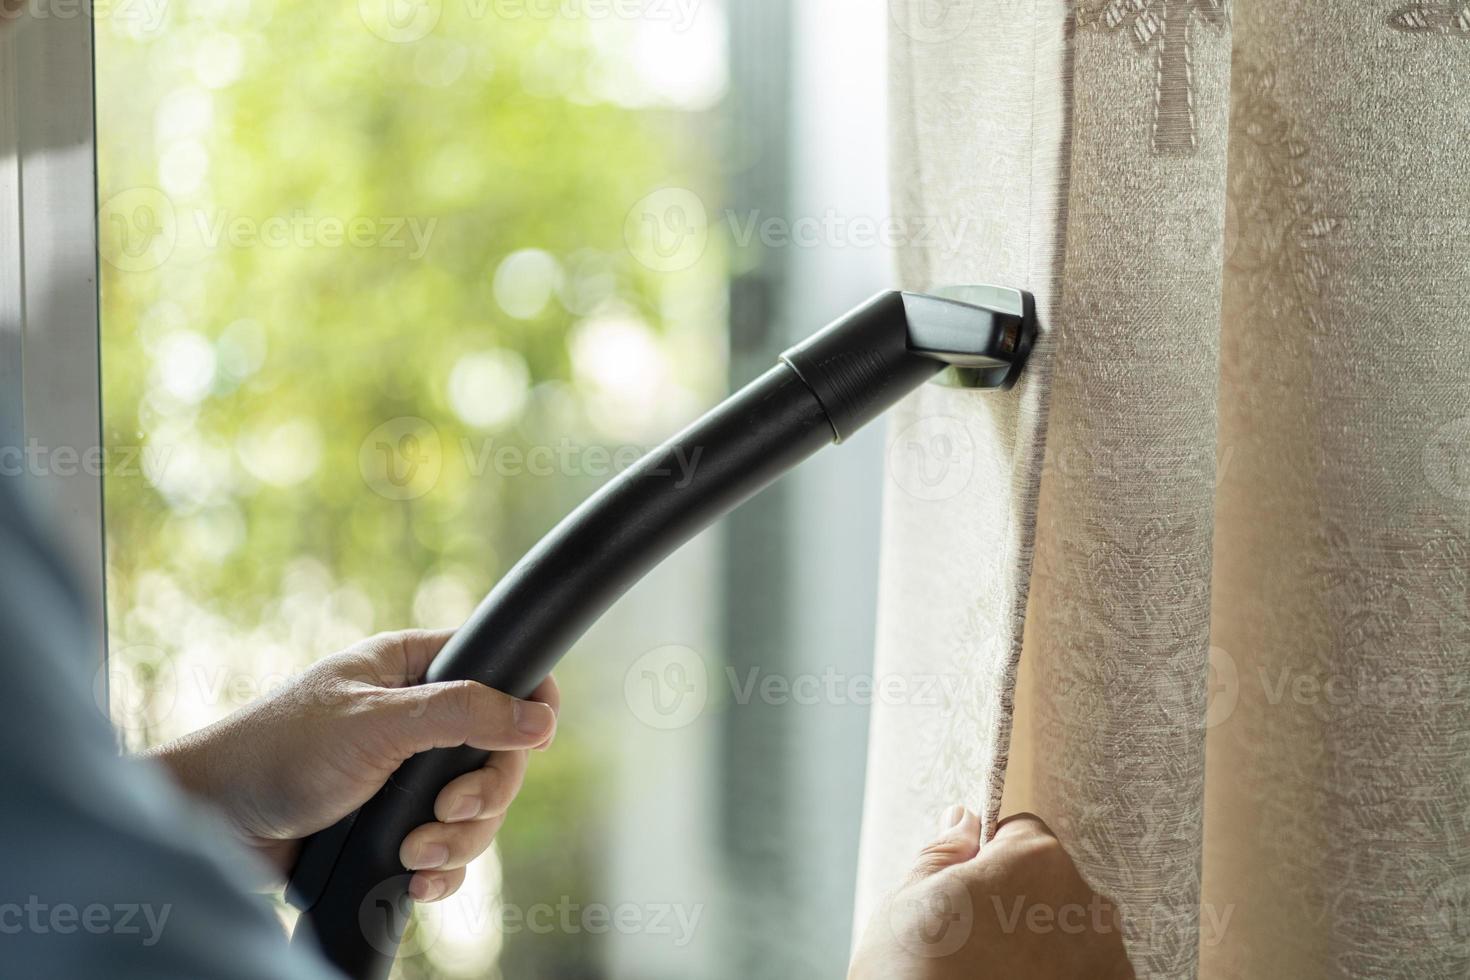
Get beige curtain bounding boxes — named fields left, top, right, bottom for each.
left=855, top=2, right=1470, bottom=977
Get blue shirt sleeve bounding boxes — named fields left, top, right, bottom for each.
left=0, top=476, right=342, bottom=979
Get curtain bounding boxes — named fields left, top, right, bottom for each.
left=855, top=2, right=1470, bottom=977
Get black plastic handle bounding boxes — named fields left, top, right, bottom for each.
left=288, top=364, right=837, bottom=976
left=286, top=290, right=1034, bottom=978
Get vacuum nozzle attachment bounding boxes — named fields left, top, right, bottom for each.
left=288, top=283, right=1035, bottom=980
left=780, top=285, right=1035, bottom=442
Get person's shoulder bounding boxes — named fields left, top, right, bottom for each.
left=0, top=474, right=90, bottom=602
left=0, top=474, right=103, bottom=737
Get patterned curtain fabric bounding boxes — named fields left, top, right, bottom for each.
left=855, top=2, right=1470, bottom=977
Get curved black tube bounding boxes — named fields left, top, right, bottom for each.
left=286, top=289, right=1034, bottom=979
left=288, top=364, right=834, bottom=975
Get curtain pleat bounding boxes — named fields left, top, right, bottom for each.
left=1202, top=2, right=1470, bottom=977
left=852, top=0, right=1071, bottom=935
left=858, top=1, right=1470, bottom=977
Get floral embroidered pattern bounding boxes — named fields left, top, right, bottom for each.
left=1387, top=2, right=1470, bottom=35
left=1076, top=0, right=1229, bottom=154
left=1222, top=59, right=1339, bottom=387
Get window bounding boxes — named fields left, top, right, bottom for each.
left=86, top=0, right=892, bottom=975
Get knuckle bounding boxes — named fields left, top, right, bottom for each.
left=372, top=688, right=419, bottom=726
left=1030, top=834, right=1068, bottom=865
left=482, top=769, right=516, bottom=812
left=916, top=839, right=964, bottom=868
left=437, top=869, right=468, bottom=899
left=429, top=826, right=461, bottom=854
left=438, top=679, right=480, bottom=719
left=308, top=653, right=373, bottom=694
left=354, top=688, right=397, bottom=717
left=391, top=627, right=427, bottom=652
left=364, top=630, right=401, bottom=656
left=426, top=827, right=488, bottom=870
left=300, top=669, right=347, bottom=709
left=1010, top=825, right=1061, bottom=854
left=400, top=822, right=433, bottom=848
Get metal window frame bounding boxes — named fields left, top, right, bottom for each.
left=719, top=1, right=893, bottom=975
left=0, top=14, right=107, bottom=670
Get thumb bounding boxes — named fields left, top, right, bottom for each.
left=378, top=679, right=556, bottom=755
left=910, top=805, right=982, bottom=879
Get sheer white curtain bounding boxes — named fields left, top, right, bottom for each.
left=856, top=2, right=1470, bottom=977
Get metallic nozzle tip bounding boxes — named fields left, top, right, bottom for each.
left=909, top=284, right=1036, bottom=391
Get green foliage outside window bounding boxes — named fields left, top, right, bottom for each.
left=97, top=3, right=726, bottom=974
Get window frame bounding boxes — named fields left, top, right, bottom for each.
left=0, top=14, right=107, bottom=673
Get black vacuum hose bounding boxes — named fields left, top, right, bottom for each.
left=286, top=289, right=1034, bottom=979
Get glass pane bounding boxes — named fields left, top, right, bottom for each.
left=96, top=4, right=730, bottom=975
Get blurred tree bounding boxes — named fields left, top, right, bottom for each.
left=97, top=2, right=725, bottom=975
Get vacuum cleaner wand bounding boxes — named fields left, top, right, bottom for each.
left=286, top=286, right=1036, bottom=979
